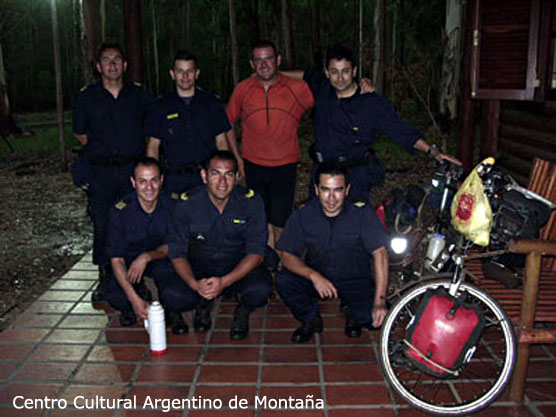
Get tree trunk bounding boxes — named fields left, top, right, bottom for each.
left=100, top=0, right=106, bottom=41
left=281, top=0, right=295, bottom=69
left=80, top=0, right=101, bottom=84
left=51, top=0, right=66, bottom=169
left=439, top=0, right=463, bottom=120
left=123, top=0, right=144, bottom=84
left=372, top=0, right=386, bottom=93
left=229, top=0, right=239, bottom=85
left=310, top=0, right=322, bottom=68
left=150, top=0, right=159, bottom=96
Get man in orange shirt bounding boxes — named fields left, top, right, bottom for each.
left=226, top=40, right=314, bottom=248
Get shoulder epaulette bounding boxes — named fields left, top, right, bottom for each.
left=354, top=201, right=367, bottom=208
left=115, top=200, right=127, bottom=210
left=245, top=189, right=255, bottom=199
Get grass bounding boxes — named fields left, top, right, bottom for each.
left=0, top=126, right=80, bottom=164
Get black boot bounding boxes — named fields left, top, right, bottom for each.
left=166, top=311, right=189, bottom=335
left=91, top=264, right=110, bottom=302
left=291, top=313, right=323, bottom=343
left=344, top=314, right=362, bottom=338
left=193, top=300, right=214, bottom=332
left=230, top=304, right=250, bottom=340
left=119, top=311, right=137, bottom=327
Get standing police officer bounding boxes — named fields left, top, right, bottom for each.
left=73, top=43, right=151, bottom=301
left=105, top=158, right=191, bottom=334
left=145, top=51, right=231, bottom=195
left=169, top=150, right=272, bottom=340
left=276, top=163, right=389, bottom=343
left=285, top=45, right=460, bottom=202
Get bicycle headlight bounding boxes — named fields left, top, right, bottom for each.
left=390, top=236, right=408, bottom=255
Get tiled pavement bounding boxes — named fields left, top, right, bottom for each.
left=1, top=254, right=556, bottom=417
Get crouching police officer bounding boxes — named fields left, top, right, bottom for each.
left=105, top=157, right=192, bottom=334
left=276, top=163, right=389, bottom=343
left=169, top=150, right=272, bottom=340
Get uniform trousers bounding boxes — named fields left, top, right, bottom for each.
left=105, top=259, right=197, bottom=313
left=275, top=268, right=376, bottom=327
left=88, top=163, right=134, bottom=266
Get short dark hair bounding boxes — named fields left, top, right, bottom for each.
left=315, top=162, right=349, bottom=186
left=133, top=157, right=162, bottom=178
left=325, top=44, right=357, bottom=69
left=97, top=42, right=126, bottom=62
left=172, top=50, right=198, bottom=69
left=203, top=150, right=238, bottom=173
left=251, top=40, right=278, bottom=59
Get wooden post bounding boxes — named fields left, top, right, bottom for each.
left=457, top=0, right=477, bottom=171
left=481, top=99, right=500, bottom=158
left=509, top=250, right=541, bottom=401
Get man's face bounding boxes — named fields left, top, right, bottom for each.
left=170, top=59, right=199, bottom=94
left=250, top=47, right=281, bottom=82
left=325, top=59, right=357, bottom=95
left=96, top=48, right=127, bottom=82
left=315, top=174, right=350, bottom=217
left=201, top=158, right=237, bottom=202
left=131, top=165, right=163, bottom=206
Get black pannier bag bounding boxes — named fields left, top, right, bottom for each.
left=403, top=287, right=486, bottom=378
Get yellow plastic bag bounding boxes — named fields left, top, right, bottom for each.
left=450, top=158, right=494, bottom=246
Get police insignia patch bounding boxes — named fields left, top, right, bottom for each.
left=166, top=113, right=179, bottom=120
left=354, top=201, right=366, bottom=207
left=115, top=201, right=127, bottom=210
left=245, top=189, right=255, bottom=198
left=180, top=192, right=189, bottom=201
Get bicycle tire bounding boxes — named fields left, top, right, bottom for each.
left=379, top=279, right=516, bottom=415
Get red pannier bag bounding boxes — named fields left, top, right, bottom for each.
left=403, top=287, right=485, bottom=378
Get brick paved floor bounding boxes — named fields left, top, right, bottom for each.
left=1, top=254, right=555, bottom=417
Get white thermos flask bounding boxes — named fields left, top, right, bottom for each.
left=144, top=301, right=167, bottom=354
left=424, top=233, right=446, bottom=269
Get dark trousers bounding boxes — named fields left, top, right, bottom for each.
left=192, top=265, right=272, bottom=312
left=105, top=259, right=198, bottom=313
left=163, top=170, right=202, bottom=195
left=88, top=163, right=134, bottom=266
left=309, top=163, right=371, bottom=203
left=275, top=268, right=376, bottom=327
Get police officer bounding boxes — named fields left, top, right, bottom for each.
left=105, top=157, right=192, bottom=334
left=169, top=150, right=272, bottom=340
left=275, top=163, right=389, bottom=343
left=285, top=45, right=460, bottom=202
left=73, top=42, right=151, bottom=301
left=146, top=51, right=231, bottom=195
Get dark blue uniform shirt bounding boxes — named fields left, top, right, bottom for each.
left=277, top=199, right=388, bottom=280
left=169, top=185, right=267, bottom=273
left=106, top=191, right=173, bottom=264
left=73, top=82, right=151, bottom=158
left=303, top=69, right=422, bottom=161
left=145, top=90, right=231, bottom=166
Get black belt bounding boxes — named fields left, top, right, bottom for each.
left=164, top=162, right=201, bottom=173
left=89, top=155, right=138, bottom=166
left=316, top=152, right=370, bottom=168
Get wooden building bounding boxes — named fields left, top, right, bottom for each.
left=460, top=0, right=556, bottom=184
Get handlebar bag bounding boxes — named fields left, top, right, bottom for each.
left=403, top=287, right=485, bottom=378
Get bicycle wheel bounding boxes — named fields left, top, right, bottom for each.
left=379, top=279, right=516, bottom=415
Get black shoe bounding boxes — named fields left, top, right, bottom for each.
left=291, top=314, right=323, bottom=343
left=193, top=301, right=213, bottom=332
left=91, top=265, right=110, bottom=302
left=166, top=311, right=189, bottom=335
left=230, top=305, right=250, bottom=340
left=119, top=311, right=137, bottom=327
left=344, top=316, right=362, bottom=338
